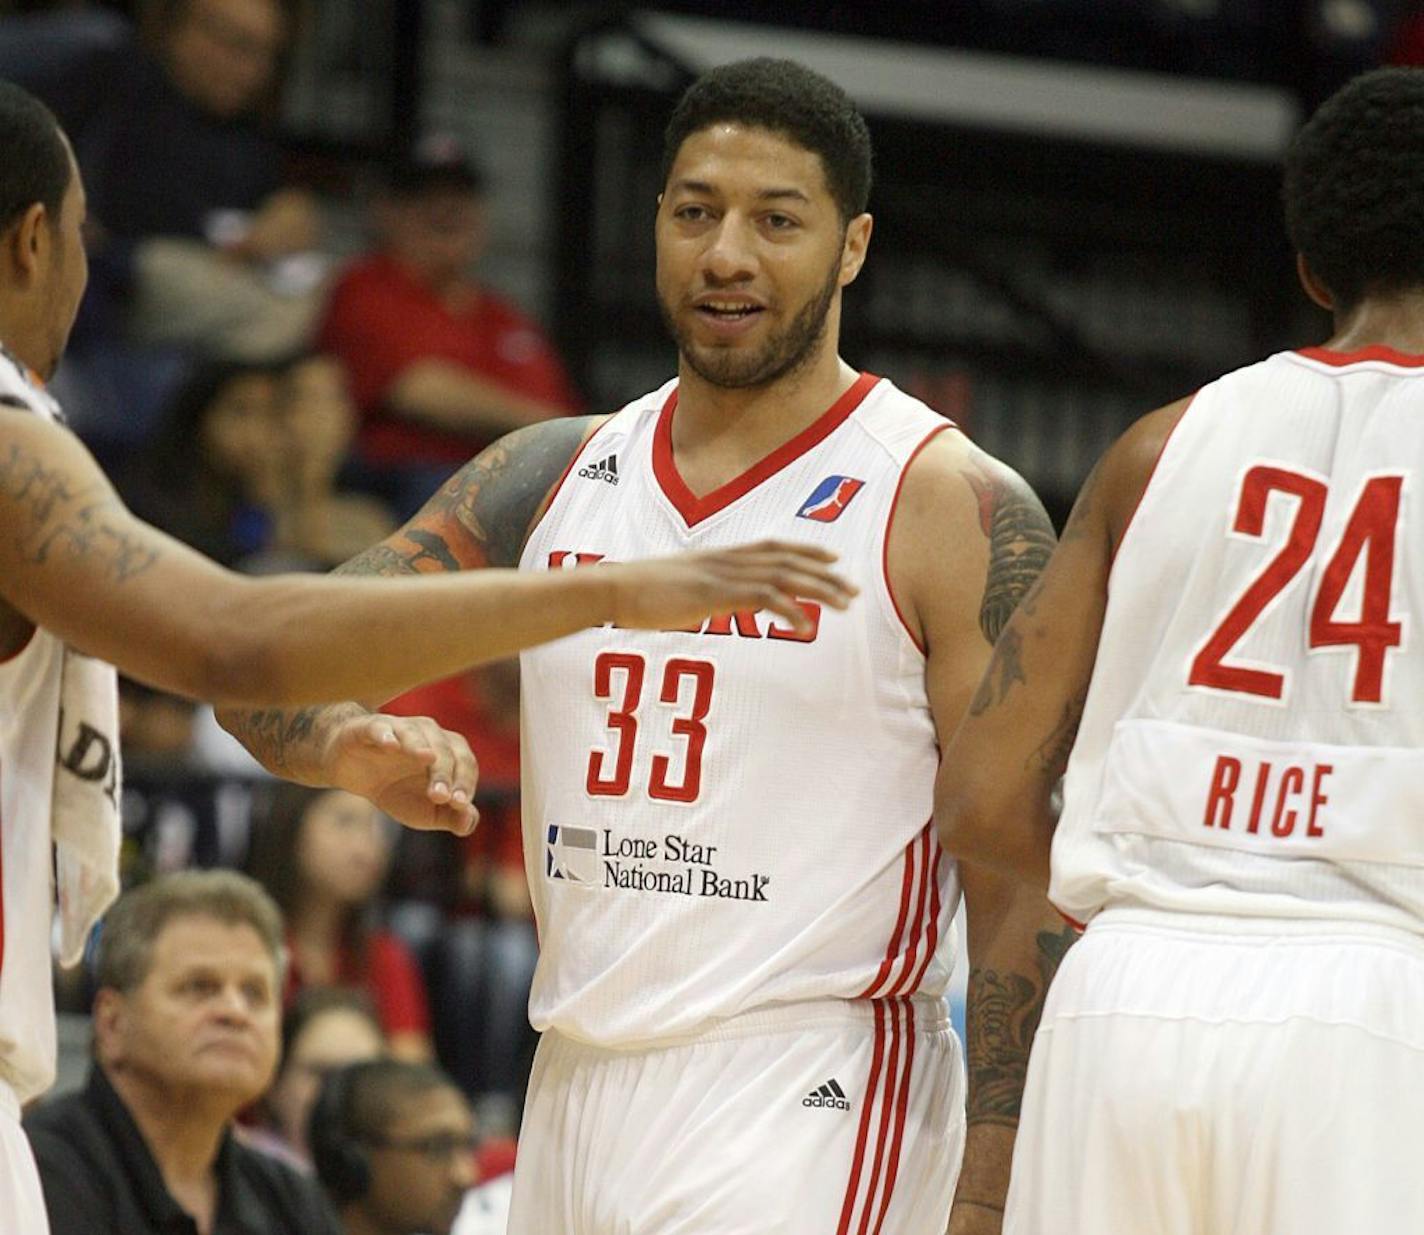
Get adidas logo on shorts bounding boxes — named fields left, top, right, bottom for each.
left=578, top=454, right=619, bottom=484
left=803, top=1078, right=851, bottom=1111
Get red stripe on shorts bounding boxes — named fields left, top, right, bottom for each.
left=871, top=1000, right=918, bottom=1235
left=857, top=999, right=906, bottom=1235
left=836, top=999, right=887, bottom=1235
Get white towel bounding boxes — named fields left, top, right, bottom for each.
left=0, top=345, right=124, bottom=965
left=50, top=638, right=123, bottom=967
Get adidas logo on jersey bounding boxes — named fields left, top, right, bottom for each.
left=803, top=1078, right=851, bottom=1111
left=578, top=454, right=619, bottom=484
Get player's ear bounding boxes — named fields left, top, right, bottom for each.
left=1296, top=253, right=1334, bottom=311
left=2, top=202, right=48, bottom=285
left=838, top=212, right=872, bottom=287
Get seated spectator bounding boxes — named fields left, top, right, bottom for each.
left=25, top=870, right=340, bottom=1235
left=6, top=0, right=323, bottom=370
left=246, top=783, right=434, bottom=1059
left=263, top=353, right=396, bottom=570
left=117, top=359, right=287, bottom=568
left=245, top=990, right=386, bottom=1171
left=309, top=1060, right=479, bottom=1235
left=318, top=135, right=579, bottom=515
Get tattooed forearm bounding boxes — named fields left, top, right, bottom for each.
left=0, top=444, right=160, bottom=582
left=224, top=705, right=321, bottom=773
left=969, top=626, right=1025, bottom=715
left=1028, top=691, right=1086, bottom=779
left=963, top=464, right=1056, bottom=643
left=964, top=925, right=1077, bottom=1127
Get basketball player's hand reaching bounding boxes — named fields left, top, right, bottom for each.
left=605, top=540, right=856, bottom=635
left=320, top=712, right=481, bottom=836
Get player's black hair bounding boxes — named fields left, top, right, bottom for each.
left=661, top=58, right=873, bottom=224
left=1283, top=67, right=1424, bottom=312
left=0, top=80, right=71, bottom=234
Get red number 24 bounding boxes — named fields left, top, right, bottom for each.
left=1188, top=465, right=1404, bottom=704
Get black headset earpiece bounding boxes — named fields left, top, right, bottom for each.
left=308, top=1063, right=372, bottom=1207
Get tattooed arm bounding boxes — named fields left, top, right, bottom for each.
left=888, top=429, right=1068, bottom=1232
left=934, top=396, right=1193, bottom=889
left=216, top=415, right=602, bottom=812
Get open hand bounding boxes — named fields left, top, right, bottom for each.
left=606, top=540, right=856, bottom=635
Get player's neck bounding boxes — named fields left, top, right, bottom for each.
left=671, top=348, right=859, bottom=496
left=1325, top=293, right=1424, bottom=356
left=0, top=308, right=46, bottom=381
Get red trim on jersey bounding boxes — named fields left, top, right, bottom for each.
left=857, top=999, right=905, bottom=1234
left=870, top=1000, right=917, bottom=1235
left=904, top=842, right=945, bottom=995
left=1110, top=391, right=1197, bottom=572
left=522, top=418, right=613, bottom=551
left=0, top=627, right=36, bottom=667
left=882, top=423, right=954, bottom=655
left=886, top=828, right=932, bottom=997
left=1296, top=345, right=1424, bottom=369
left=652, top=372, right=881, bottom=527
left=1056, top=907, right=1088, bottom=932
left=859, top=833, right=920, bottom=998
left=837, top=999, right=888, bottom=1235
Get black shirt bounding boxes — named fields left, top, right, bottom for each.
left=24, top=1067, right=342, bottom=1235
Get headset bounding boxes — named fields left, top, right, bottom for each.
left=308, top=1062, right=375, bottom=1207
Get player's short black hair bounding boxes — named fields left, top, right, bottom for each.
left=1283, top=67, right=1424, bottom=312
left=661, top=58, right=873, bottom=224
left=0, top=80, right=71, bottom=234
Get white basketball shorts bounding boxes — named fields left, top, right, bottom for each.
left=1006, top=907, right=1424, bottom=1235
left=0, top=1083, right=48, bottom=1235
left=508, top=997, right=963, bottom=1234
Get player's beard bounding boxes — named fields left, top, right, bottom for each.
left=662, top=250, right=842, bottom=391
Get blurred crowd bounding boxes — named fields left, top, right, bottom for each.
left=0, top=0, right=584, bottom=1230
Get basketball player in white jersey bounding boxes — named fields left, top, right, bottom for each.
left=936, top=67, right=1424, bottom=1234
left=224, top=58, right=1072, bottom=1233
left=0, top=79, right=852, bottom=1234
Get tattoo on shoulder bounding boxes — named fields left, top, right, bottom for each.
left=965, top=924, right=1077, bottom=1128
left=0, top=442, right=159, bottom=583
left=340, top=418, right=599, bottom=578
left=962, top=464, right=1056, bottom=643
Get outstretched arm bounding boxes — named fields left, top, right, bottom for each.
left=0, top=411, right=845, bottom=708
left=887, top=431, right=1069, bottom=1233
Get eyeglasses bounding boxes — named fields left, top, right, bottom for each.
left=364, top=1132, right=480, bottom=1160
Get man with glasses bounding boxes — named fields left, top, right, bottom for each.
left=310, top=1060, right=480, bottom=1235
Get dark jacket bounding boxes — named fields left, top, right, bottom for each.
left=24, top=1066, right=341, bottom=1235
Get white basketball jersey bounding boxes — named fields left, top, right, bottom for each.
left=1054, top=345, right=1424, bottom=934
left=0, top=350, right=68, bottom=1100
left=519, top=374, right=958, bottom=1047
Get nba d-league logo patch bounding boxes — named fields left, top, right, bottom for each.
left=797, top=476, right=865, bottom=523
left=546, top=824, right=599, bottom=883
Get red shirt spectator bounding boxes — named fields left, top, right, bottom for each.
left=320, top=253, right=579, bottom=468
left=283, top=928, right=430, bottom=1040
